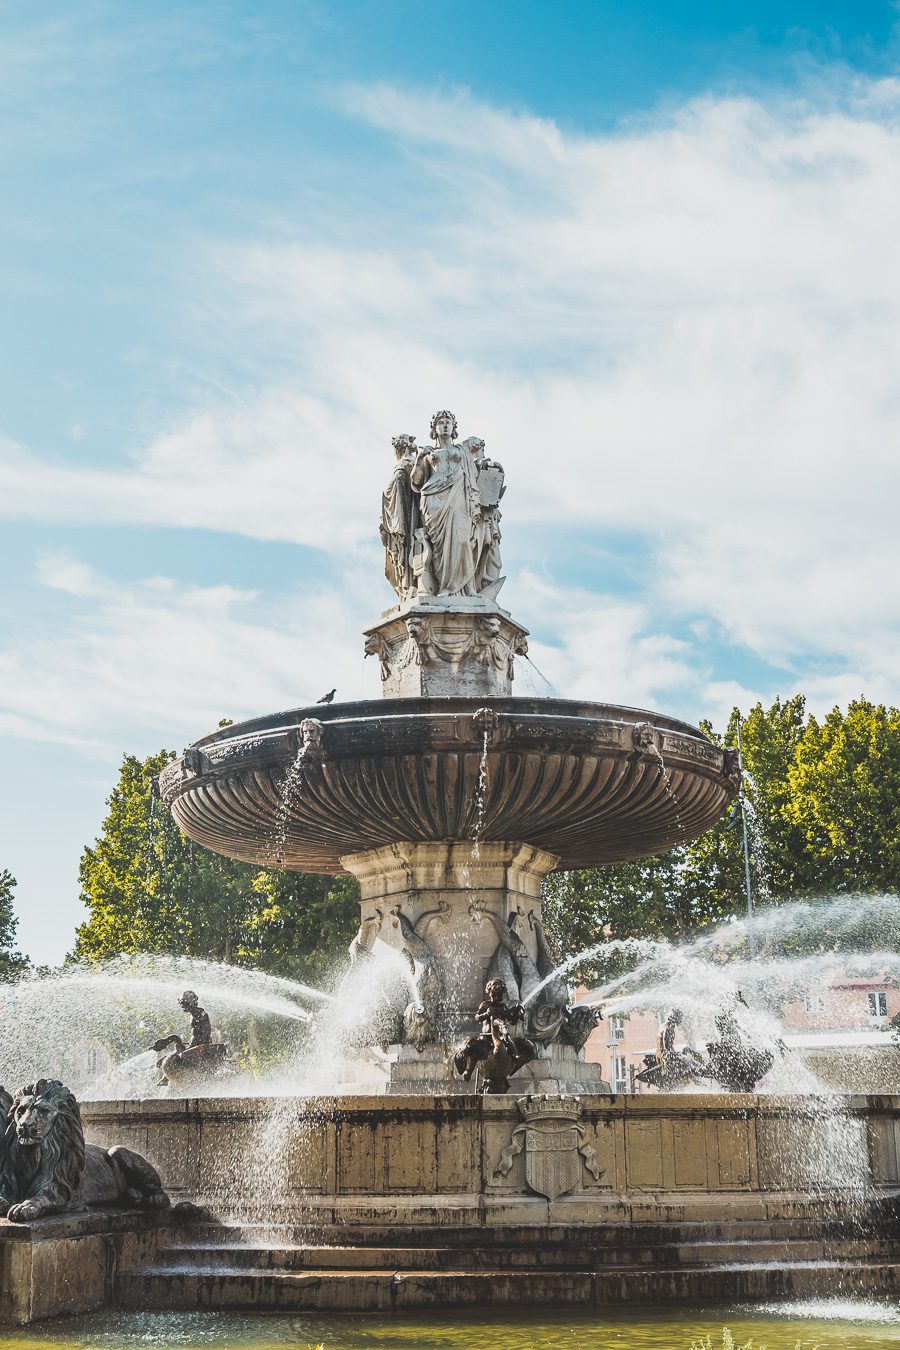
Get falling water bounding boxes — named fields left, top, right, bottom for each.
left=645, top=740, right=686, bottom=839
left=472, top=729, right=490, bottom=858
left=0, top=954, right=334, bottom=1098
left=511, top=653, right=555, bottom=697
left=271, top=744, right=308, bottom=863
left=741, top=769, right=773, bottom=904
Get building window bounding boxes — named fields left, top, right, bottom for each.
left=803, top=991, right=825, bottom=1015
left=614, top=1055, right=628, bottom=1093
left=610, top=1014, right=625, bottom=1041
left=868, top=991, right=888, bottom=1020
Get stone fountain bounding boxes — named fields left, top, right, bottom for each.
left=155, top=408, right=738, bottom=1095
left=7, top=409, right=900, bottom=1325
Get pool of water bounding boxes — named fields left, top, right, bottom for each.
left=1, top=1304, right=899, bottom=1350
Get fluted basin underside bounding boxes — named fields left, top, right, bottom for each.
left=158, top=697, right=737, bottom=872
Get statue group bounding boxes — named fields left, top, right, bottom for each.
left=380, top=410, right=506, bottom=604
left=635, top=997, right=775, bottom=1094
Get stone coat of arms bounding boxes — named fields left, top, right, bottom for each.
left=491, top=1094, right=603, bottom=1201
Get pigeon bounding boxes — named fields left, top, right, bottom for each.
left=317, top=689, right=337, bottom=705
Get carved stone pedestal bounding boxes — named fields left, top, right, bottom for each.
left=341, top=840, right=558, bottom=1019
left=381, top=1041, right=609, bottom=1095
left=364, top=601, right=529, bottom=698
left=340, top=840, right=610, bottom=1094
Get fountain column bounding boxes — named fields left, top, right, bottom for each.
left=341, top=840, right=558, bottom=1018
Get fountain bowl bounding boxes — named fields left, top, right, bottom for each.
left=157, top=697, right=737, bottom=872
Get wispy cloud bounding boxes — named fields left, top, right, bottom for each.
left=3, top=78, right=900, bottom=715
left=0, top=553, right=717, bottom=750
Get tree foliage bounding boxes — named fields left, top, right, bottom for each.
left=74, top=751, right=359, bottom=985
left=0, top=870, right=29, bottom=980
left=543, top=697, right=900, bottom=968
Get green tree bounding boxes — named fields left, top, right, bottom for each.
left=0, top=870, right=29, bottom=979
left=785, top=699, right=900, bottom=895
left=74, top=751, right=359, bottom=984
left=543, top=696, right=900, bottom=965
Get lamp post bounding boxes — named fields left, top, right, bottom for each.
left=737, top=719, right=756, bottom=958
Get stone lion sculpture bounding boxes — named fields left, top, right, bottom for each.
left=0, top=1078, right=169, bottom=1223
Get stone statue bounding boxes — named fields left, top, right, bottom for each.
left=391, top=908, right=444, bottom=1052
left=409, top=411, right=478, bottom=598
left=152, top=991, right=230, bottom=1089
left=0, top=1079, right=169, bottom=1222
left=635, top=998, right=774, bottom=1094
left=467, top=435, right=506, bottom=600
left=453, top=978, right=537, bottom=1094
left=380, top=434, right=419, bottom=601
left=705, top=995, right=774, bottom=1093
left=383, top=410, right=505, bottom=602
left=482, top=909, right=568, bottom=1045
left=634, top=1008, right=707, bottom=1091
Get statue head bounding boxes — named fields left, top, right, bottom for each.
left=392, top=434, right=417, bottom=460
left=179, top=990, right=199, bottom=1012
left=430, top=410, right=458, bottom=442
left=632, top=721, right=656, bottom=754
left=666, top=1007, right=683, bottom=1026
left=9, top=1079, right=77, bottom=1150
left=486, top=978, right=507, bottom=1002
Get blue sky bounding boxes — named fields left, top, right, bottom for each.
left=2, top=1, right=900, bottom=964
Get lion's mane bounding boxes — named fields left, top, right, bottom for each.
left=0, top=1078, right=85, bottom=1207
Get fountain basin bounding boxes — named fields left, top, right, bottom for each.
left=157, top=697, right=737, bottom=871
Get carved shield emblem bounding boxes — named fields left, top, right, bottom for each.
left=524, top=1121, right=582, bottom=1201
left=490, top=1094, right=604, bottom=1200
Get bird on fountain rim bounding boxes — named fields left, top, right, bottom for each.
left=317, top=689, right=337, bottom=704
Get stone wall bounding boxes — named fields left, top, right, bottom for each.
left=81, top=1092, right=900, bottom=1226
left=0, top=1211, right=170, bottom=1324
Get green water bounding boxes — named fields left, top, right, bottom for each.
left=1, top=1305, right=898, bottom=1350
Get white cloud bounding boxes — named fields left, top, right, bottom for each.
left=0, top=554, right=379, bottom=753
left=3, top=78, right=900, bottom=710
left=0, top=555, right=712, bottom=752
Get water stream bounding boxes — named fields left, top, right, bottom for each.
left=471, top=728, right=489, bottom=858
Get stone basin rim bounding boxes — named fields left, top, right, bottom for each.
left=186, top=696, right=716, bottom=749
left=159, top=696, right=736, bottom=873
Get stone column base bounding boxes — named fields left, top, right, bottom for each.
left=384, top=1041, right=610, bottom=1096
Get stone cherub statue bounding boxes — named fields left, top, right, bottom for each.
left=152, top=990, right=230, bottom=1089
left=379, top=410, right=505, bottom=604
left=453, top=977, right=537, bottom=1094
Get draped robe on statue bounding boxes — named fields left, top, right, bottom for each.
left=416, top=444, right=479, bottom=596
left=381, top=457, right=418, bottom=599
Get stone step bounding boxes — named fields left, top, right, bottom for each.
left=117, top=1257, right=900, bottom=1312
left=180, top=1207, right=892, bottom=1249
left=155, top=1235, right=899, bottom=1272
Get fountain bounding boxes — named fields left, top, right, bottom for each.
left=153, top=409, right=737, bottom=1094
left=3, top=408, right=900, bottom=1324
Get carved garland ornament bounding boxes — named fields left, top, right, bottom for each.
left=402, top=614, right=525, bottom=673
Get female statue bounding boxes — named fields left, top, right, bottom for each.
left=380, top=434, right=419, bottom=601
left=410, top=410, right=480, bottom=597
